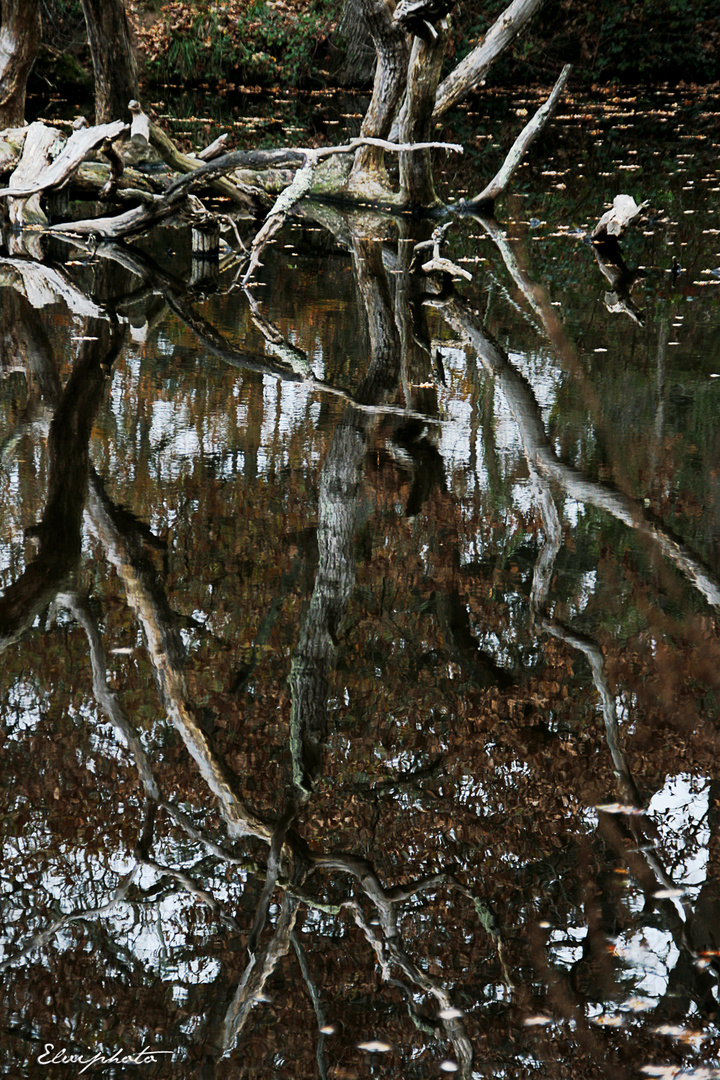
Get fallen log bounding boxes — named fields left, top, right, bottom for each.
left=0, top=119, right=127, bottom=200
left=47, top=189, right=189, bottom=239
left=148, top=118, right=254, bottom=208
left=49, top=137, right=462, bottom=250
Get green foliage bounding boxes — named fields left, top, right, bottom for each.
left=144, top=0, right=333, bottom=88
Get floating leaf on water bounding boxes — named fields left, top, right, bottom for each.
left=654, top=1025, right=707, bottom=1049
left=623, top=997, right=654, bottom=1013
left=592, top=1014, right=624, bottom=1027
left=595, top=803, right=645, bottom=815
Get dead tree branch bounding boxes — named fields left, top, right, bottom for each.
left=463, top=63, right=571, bottom=211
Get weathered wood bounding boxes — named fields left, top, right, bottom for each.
left=128, top=100, right=150, bottom=146
left=464, top=63, right=571, bottom=211
left=399, top=20, right=449, bottom=207
left=5, top=122, right=61, bottom=226
left=98, top=137, right=125, bottom=197
left=197, top=133, right=229, bottom=161
left=149, top=119, right=253, bottom=207
left=47, top=194, right=178, bottom=239
left=348, top=0, right=411, bottom=195
left=73, top=159, right=155, bottom=196
left=51, top=136, right=460, bottom=246
left=190, top=219, right=221, bottom=288
left=0, top=119, right=127, bottom=199
left=591, top=194, right=649, bottom=240
left=0, top=0, right=41, bottom=128
left=242, top=161, right=316, bottom=284
left=0, top=125, right=27, bottom=173
left=413, top=222, right=471, bottom=280
left=433, top=0, right=546, bottom=119
left=242, top=137, right=462, bottom=284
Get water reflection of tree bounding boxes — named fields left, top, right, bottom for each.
left=1, top=209, right=720, bottom=1079
left=432, top=229, right=720, bottom=1050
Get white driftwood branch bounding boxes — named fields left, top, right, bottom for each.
left=421, top=255, right=472, bottom=280
left=413, top=222, right=472, bottom=281
left=465, top=63, right=571, bottom=209
left=197, top=132, right=229, bottom=161
left=0, top=119, right=127, bottom=198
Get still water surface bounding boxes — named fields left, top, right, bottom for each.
left=1, top=87, right=720, bottom=1077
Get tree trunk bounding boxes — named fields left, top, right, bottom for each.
left=348, top=0, right=410, bottom=196
left=80, top=0, right=139, bottom=123
left=399, top=21, right=449, bottom=207
left=0, top=0, right=41, bottom=128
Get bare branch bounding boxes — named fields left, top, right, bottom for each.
left=434, top=0, right=547, bottom=119
left=464, top=64, right=571, bottom=211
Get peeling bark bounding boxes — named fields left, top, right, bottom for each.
left=348, top=0, right=410, bottom=195
left=0, top=0, right=40, bottom=128
left=399, top=20, right=449, bottom=207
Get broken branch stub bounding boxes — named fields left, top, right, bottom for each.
left=591, top=194, right=650, bottom=241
